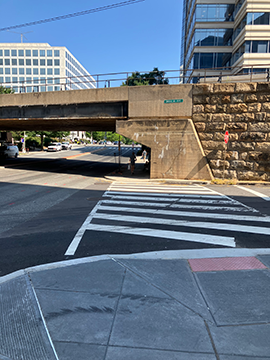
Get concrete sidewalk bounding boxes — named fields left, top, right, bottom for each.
left=1, top=249, right=270, bottom=359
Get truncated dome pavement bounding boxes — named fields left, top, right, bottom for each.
left=188, top=256, right=267, bottom=272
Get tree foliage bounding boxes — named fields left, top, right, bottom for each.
left=122, top=67, right=169, bottom=86
left=87, top=131, right=134, bottom=144
left=0, top=86, right=15, bottom=94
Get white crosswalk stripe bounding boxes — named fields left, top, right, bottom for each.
left=65, top=182, right=270, bottom=255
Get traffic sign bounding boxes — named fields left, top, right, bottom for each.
left=224, top=131, right=229, bottom=144
left=164, top=99, right=183, bottom=104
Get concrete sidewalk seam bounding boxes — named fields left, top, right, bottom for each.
left=27, top=273, right=59, bottom=360
left=103, top=266, right=127, bottom=359
left=110, top=257, right=215, bottom=325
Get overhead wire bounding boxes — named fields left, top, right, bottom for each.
left=0, top=0, right=145, bottom=32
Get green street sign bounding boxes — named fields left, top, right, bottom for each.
left=164, top=99, right=183, bottom=104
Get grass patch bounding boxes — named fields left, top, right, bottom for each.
left=211, top=178, right=238, bottom=185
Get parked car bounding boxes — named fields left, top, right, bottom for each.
left=61, top=142, right=72, bottom=150
left=47, top=142, right=62, bottom=151
left=0, top=143, right=19, bottom=158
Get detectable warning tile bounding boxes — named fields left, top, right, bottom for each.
left=188, top=256, right=267, bottom=272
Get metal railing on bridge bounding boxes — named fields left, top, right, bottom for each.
left=1, top=64, right=270, bottom=93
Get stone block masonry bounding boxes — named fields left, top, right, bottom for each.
left=193, top=83, right=270, bottom=181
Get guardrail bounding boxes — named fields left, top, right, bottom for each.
left=1, top=64, right=270, bottom=93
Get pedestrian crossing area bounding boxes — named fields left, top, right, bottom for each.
left=65, top=182, right=270, bottom=255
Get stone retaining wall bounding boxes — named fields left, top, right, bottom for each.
left=193, top=83, right=270, bottom=181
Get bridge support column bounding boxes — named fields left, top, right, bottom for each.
left=116, top=119, right=213, bottom=180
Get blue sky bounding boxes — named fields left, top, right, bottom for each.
left=0, top=0, right=182, bottom=84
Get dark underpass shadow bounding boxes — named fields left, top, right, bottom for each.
left=0, top=146, right=137, bottom=177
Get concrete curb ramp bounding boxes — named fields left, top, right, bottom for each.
left=1, top=248, right=270, bottom=359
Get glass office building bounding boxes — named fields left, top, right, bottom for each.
left=181, top=0, right=270, bottom=82
left=0, top=43, right=96, bottom=92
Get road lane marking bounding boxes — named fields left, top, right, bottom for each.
left=85, top=224, right=236, bottom=247
left=93, top=213, right=270, bottom=236
left=105, top=191, right=225, bottom=199
left=235, top=185, right=270, bottom=201
left=102, top=199, right=248, bottom=212
left=98, top=205, right=270, bottom=223
left=170, top=204, right=249, bottom=212
left=103, top=194, right=234, bottom=204
left=64, top=201, right=102, bottom=256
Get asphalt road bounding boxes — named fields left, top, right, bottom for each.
left=0, top=146, right=269, bottom=276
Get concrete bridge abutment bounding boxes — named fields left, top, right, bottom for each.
left=116, top=118, right=213, bottom=180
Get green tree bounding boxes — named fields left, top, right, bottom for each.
left=0, top=86, right=15, bottom=94
left=122, top=67, right=169, bottom=86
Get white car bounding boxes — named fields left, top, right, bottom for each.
left=47, top=142, right=62, bottom=151
left=0, top=143, right=19, bottom=158
left=61, top=142, right=72, bottom=150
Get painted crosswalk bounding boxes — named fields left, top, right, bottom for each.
left=65, top=182, right=270, bottom=255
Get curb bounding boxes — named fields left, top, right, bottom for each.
left=2, top=249, right=270, bottom=286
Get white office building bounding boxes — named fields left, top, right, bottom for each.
left=0, top=43, right=96, bottom=92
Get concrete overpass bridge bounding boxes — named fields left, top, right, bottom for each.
left=0, top=85, right=212, bottom=180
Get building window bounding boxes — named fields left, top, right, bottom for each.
left=0, top=59, right=3, bottom=65
left=54, top=50, right=60, bottom=57
left=5, top=59, right=10, bottom=65
left=32, top=50, right=38, bottom=57
left=40, top=59, right=45, bottom=66
left=47, top=86, right=53, bottom=92
left=26, top=68, right=32, bottom=75
left=54, top=78, right=60, bottom=84
left=33, top=59, right=38, bottom=66
left=54, top=68, right=60, bottom=75
left=47, top=68, right=53, bottom=75
left=196, top=4, right=234, bottom=22
left=0, top=50, right=2, bottom=56
left=5, top=68, right=10, bottom=74
left=19, top=59, right=24, bottom=66
left=26, top=59, right=31, bottom=66
left=193, top=52, right=231, bottom=69
left=252, top=40, right=268, bottom=53
left=12, top=59, right=17, bottom=66
left=19, top=77, right=25, bottom=82
left=12, top=68, right=17, bottom=75
left=40, top=68, right=46, bottom=75
left=5, top=77, right=11, bottom=83
left=0, top=77, right=3, bottom=82
left=11, top=50, right=17, bottom=56
left=0, top=68, right=3, bottom=74
left=4, top=49, right=10, bottom=56
left=19, top=68, right=24, bottom=75
left=40, top=50, right=45, bottom=57
left=33, top=68, right=39, bottom=75
left=54, top=59, right=60, bottom=66
left=26, top=50, right=31, bottom=57
left=47, top=59, right=52, bottom=66
left=12, top=77, right=18, bottom=83
left=195, top=29, right=233, bottom=47
left=47, top=50, right=52, bottom=57
left=19, top=50, right=24, bottom=56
